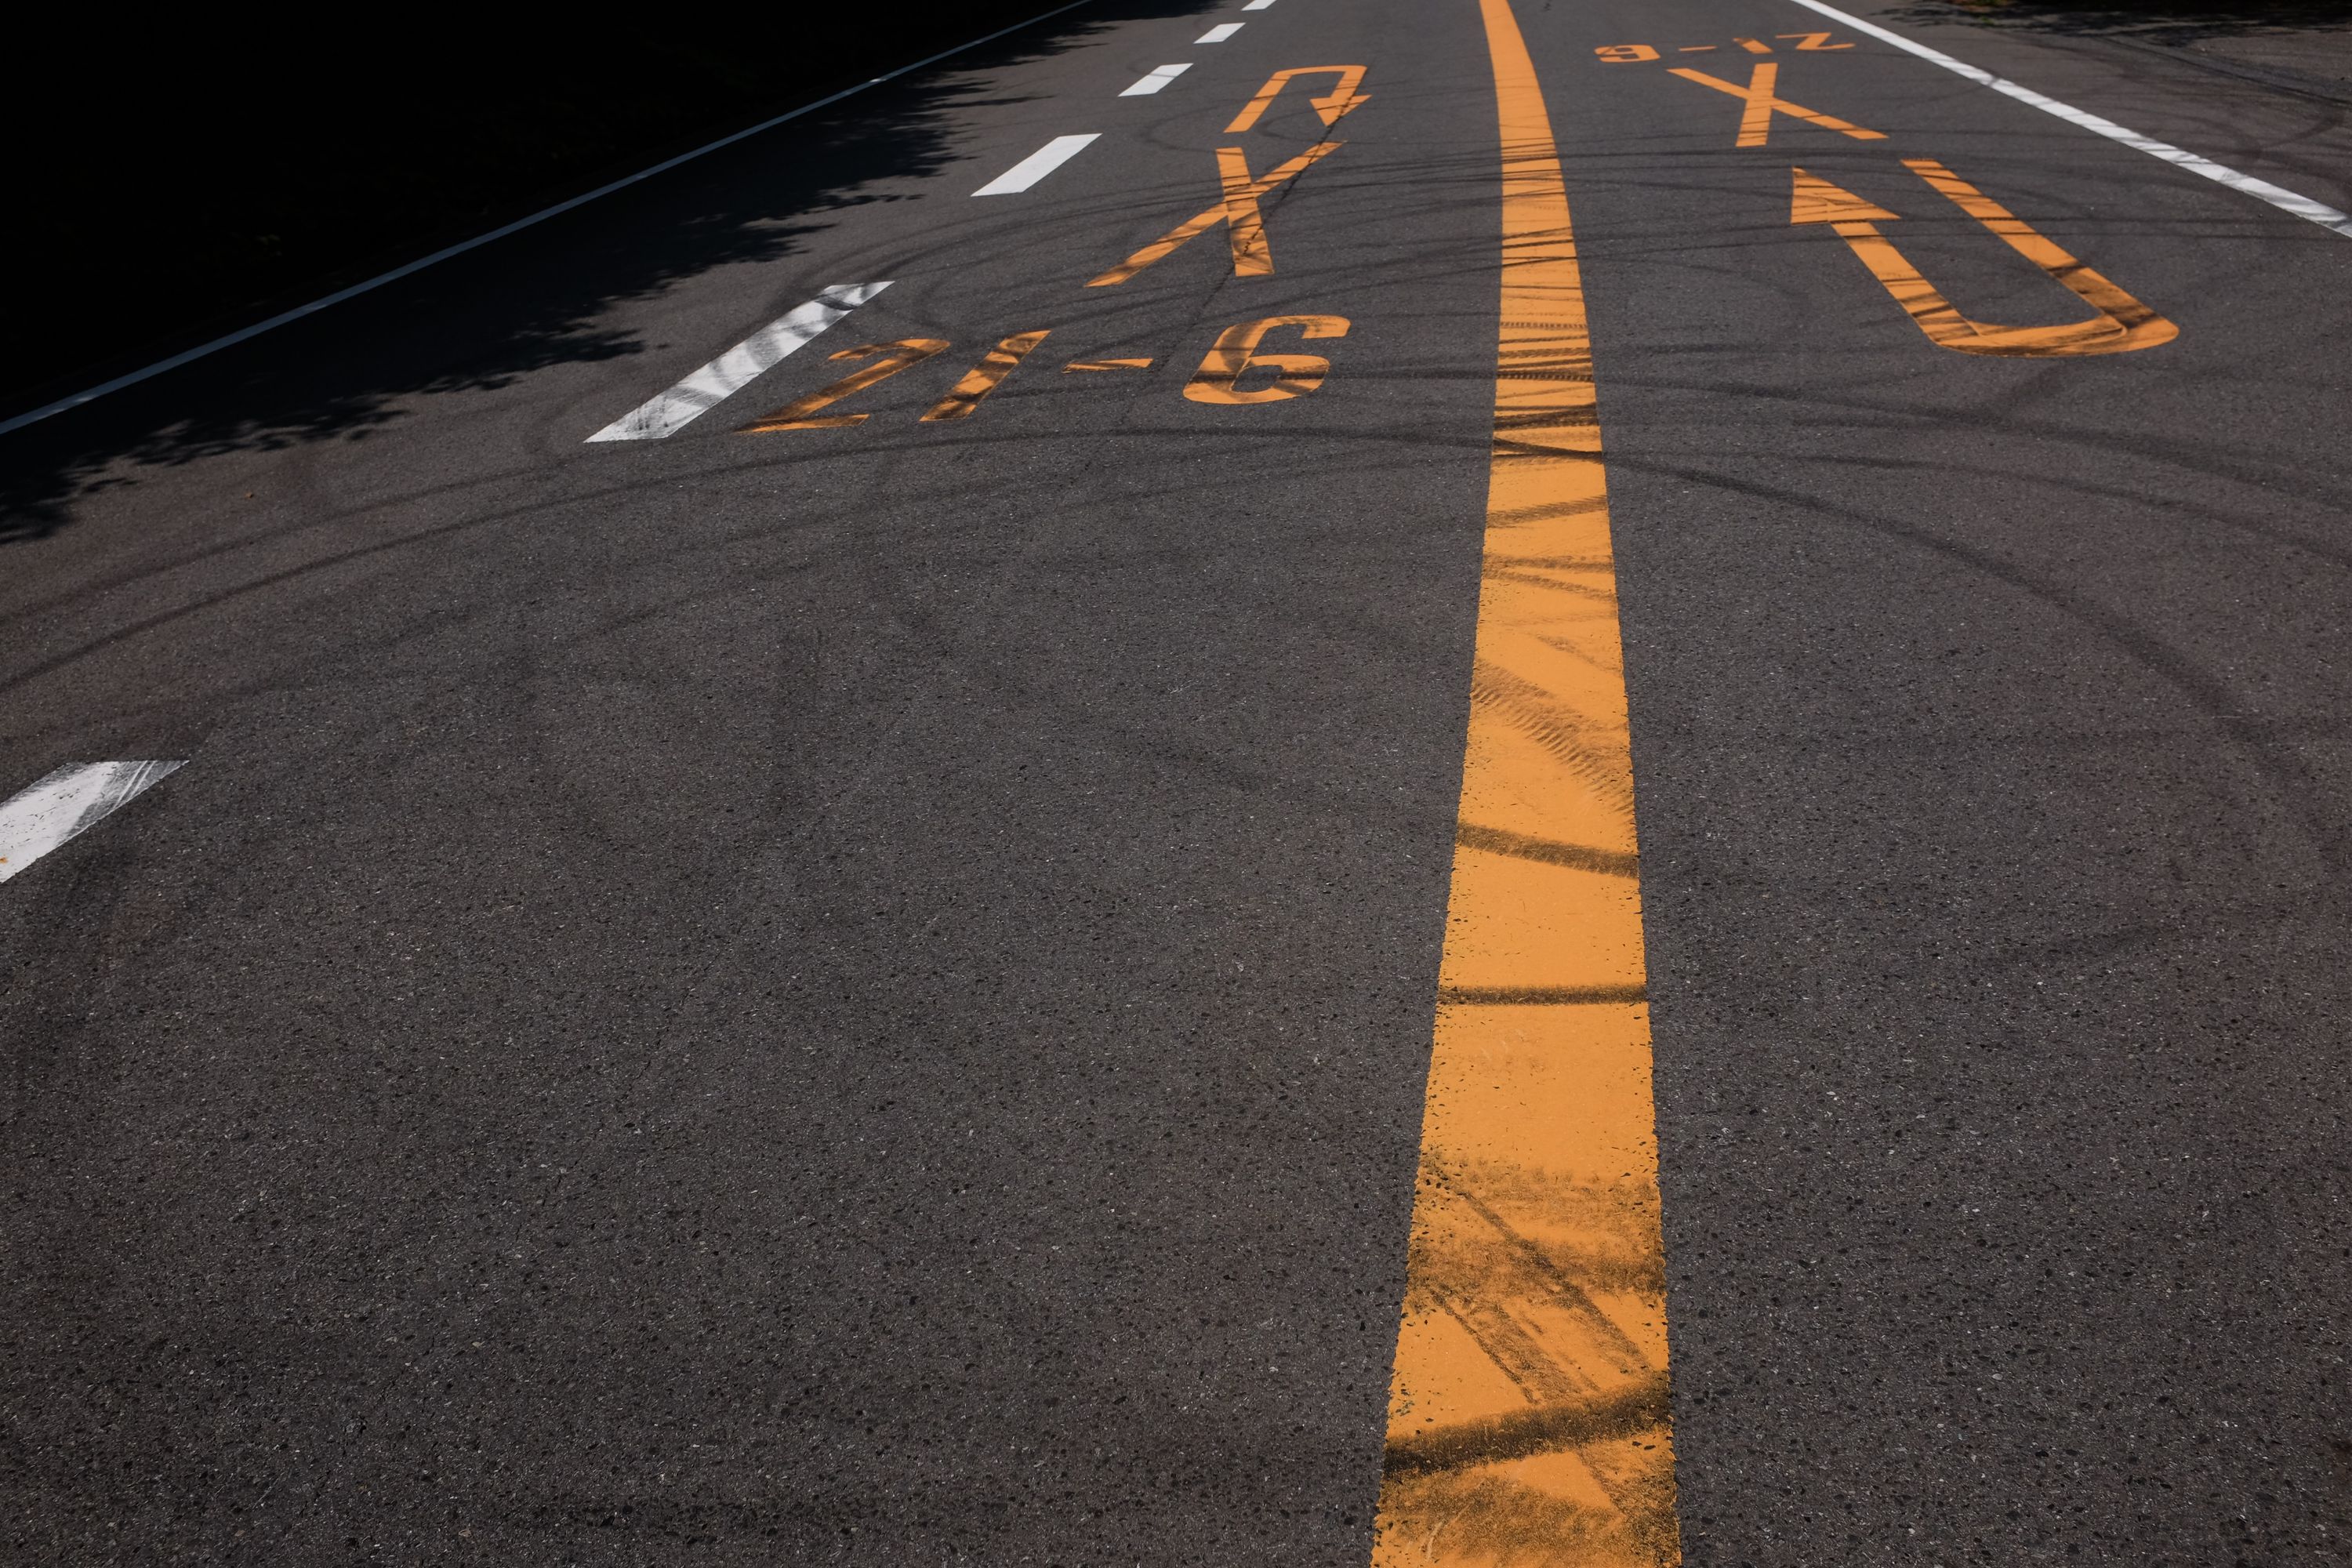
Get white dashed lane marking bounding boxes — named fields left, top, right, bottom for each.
left=0, top=762, right=185, bottom=884
left=1197, top=23, right=1243, bottom=42
left=973, top=133, right=1102, bottom=194
left=1122, top=64, right=1192, bottom=95
left=586, top=283, right=891, bottom=441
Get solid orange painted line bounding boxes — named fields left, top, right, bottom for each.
left=1370, top=0, right=1679, bottom=1563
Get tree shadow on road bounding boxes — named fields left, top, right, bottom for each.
left=1879, top=0, right=2352, bottom=114
left=0, top=0, right=1214, bottom=547
left=1893, top=0, right=2352, bottom=34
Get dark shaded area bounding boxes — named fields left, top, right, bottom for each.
left=0, top=0, right=1214, bottom=546
left=1887, top=0, right=2352, bottom=100
left=1904, top=0, right=2352, bottom=43
left=0, top=1, right=1483, bottom=1557
left=0, top=6, right=1076, bottom=414
left=1949, top=0, right=2350, bottom=13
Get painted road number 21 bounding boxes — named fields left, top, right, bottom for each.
left=737, top=316, right=1352, bottom=431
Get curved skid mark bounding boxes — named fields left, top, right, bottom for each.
left=1469, top=661, right=1637, bottom=822
left=1435, top=983, right=1650, bottom=1004
left=1425, top=1159, right=1656, bottom=1374
left=1385, top=1375, right=1670, bottom=1478
left=1455, top=822, right=1639, bottom=879
left=1483, top=567, right=1621, bottom=603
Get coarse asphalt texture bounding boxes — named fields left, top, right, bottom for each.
left=4, top=0, right=2351, bottom=1563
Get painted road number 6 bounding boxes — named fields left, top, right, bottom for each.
left=1185, top=314, right=1350, bottom=404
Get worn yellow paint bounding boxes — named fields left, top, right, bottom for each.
left=1788, top=168, right=1896, bottom=227
left=923, top=330, right=1051, bottom=422
left=1792, top=162, right=2179, bottom=355
left=1671, top=62, right=1884, bottom=147
left=1087, top=141, right=1344, bottom=286
left=1372, top=0, right=1678, bottom=1565
left=739, top=339, right=949, bottom=431
left=1225, top=66, right=1371, bottom=133
left=1184, top=314, right=1348, bottom=404
left=1064, top=358, right=1156, bottom=372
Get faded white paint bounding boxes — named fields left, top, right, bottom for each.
left=0, top=762, right=185, bottom=884
left=586, top=283, right=891, bottom=441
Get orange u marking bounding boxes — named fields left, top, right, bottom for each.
left=1791, top=162, right=2178, bottom=355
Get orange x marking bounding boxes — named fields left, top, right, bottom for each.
left=1669, top=61, right=1883, bottom=147
left=1087, top=141, right=1345, bottom=286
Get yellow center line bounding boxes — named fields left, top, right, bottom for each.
left=1373, top=0, right=1680, bottom=1563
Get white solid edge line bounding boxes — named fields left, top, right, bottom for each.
left=1786, top=0, right=2352, bottom=238
left=0, top=0, right=1102, bottom=441
left=1197, top=24, right=1243, bottom=42
left=972, top=133, right=1102, bottom=195
left=586, top=282, right=891, bottom=441
left=1120, top=64, right=1192, bottom=96
left=0, top=761, right=186, bottom=884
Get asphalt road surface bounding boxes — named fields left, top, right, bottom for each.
left=5, top=0, right=2352, bottom=1563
